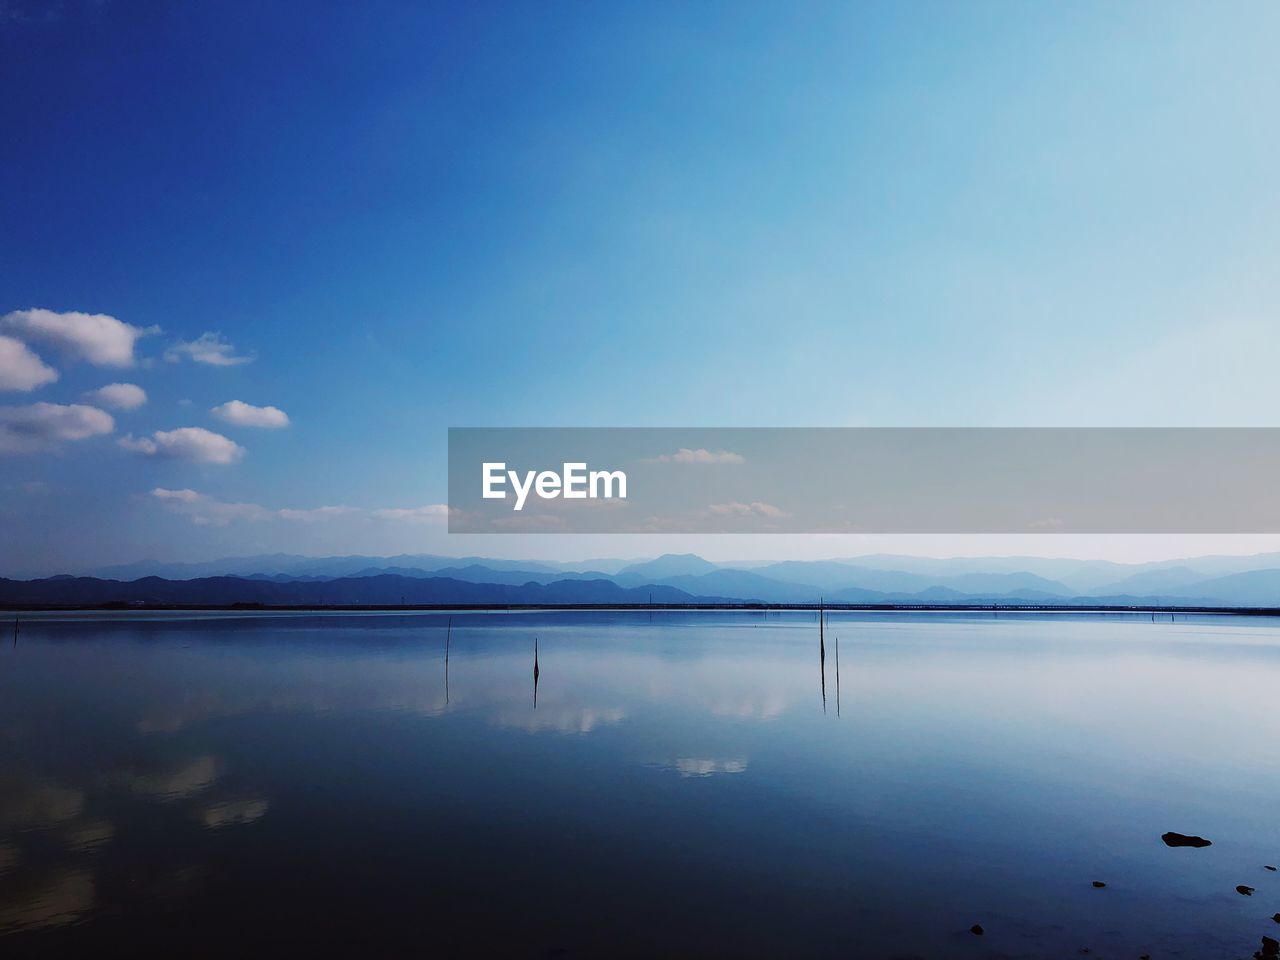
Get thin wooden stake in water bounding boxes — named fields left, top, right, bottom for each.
left=12, top=616, right=18, bottom=648
left=445, top=616, right=451, bottom=705
left=834, top=635, right=840, bottom=718
left=819, top=602, right=827, bottom=714
left=820, top=605, right=827, bottom=663
left=533, top=637, right=540, bottom=709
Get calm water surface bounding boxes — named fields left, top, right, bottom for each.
left=1, top=611, right=1278, bottom=958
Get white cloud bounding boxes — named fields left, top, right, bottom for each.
left=151, top=487, right=203, bottom=503
left=211, top=400, right=289, bottom=428
left=151, top=489, right=449, bottom=528
left=118, top=436, right=155, bottom=454
left=121, top=427, right=245, bottom=464
left=1028, top=517, right=1066, bottom=529
left=646, top=448, right=745, bottom=464
left=84, top=382, right=146, bottom=411
left=488, top=513, right=566, bottom=530
left=0, top=335, right=58, bottom=391
left=707, top=501, right=790, bottom=519
left=164, top=332, right=252, bottom=367
left=0, top=308, right=156, bottom=367
left=277, top=505, right=357, bottom=522
left=372, top=504, right=451, bottom=524
left=151, top=488, right=270, bottom=526
left=0, top=403, right=114, bottom=454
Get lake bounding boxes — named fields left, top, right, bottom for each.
left=1, top=610, right=1277, bottom=958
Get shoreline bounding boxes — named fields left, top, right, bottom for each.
left=5, top=602, right=1280, bottom=616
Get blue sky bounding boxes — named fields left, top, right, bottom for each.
left=2, top=0, right=1279, bottom=572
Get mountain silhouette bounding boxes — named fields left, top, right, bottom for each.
left=9, top=551, right=1280, bottom=608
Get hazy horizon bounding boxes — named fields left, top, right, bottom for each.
left=17, top=536, right=1280, bottom=580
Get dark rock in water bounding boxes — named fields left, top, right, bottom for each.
left=970, top=924, right=984, bottom=936
left=1237, top=884, right=1255, bottom=896
left=1266, top=865, right=1277, bottom=871
left=1273, top=913, right=1280, bottom=923
left=1162, top=831, right=1212, bottom=848
left=1091, top=880, right=1106, bottom=888
left=1261, top=935, right=1279, bottom=957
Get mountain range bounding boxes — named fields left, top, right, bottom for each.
left=4, top=551, right=1280, bottom=608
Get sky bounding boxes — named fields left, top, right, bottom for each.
left=2, top=0, right=1280, bottom=574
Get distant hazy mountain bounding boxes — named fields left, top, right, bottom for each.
left=1158, top=568, right=1280, bottom=606
left=638, top=570, right=816, bottom=604
left=0, top=575, right=723, bottom=607
left=1087, top=566, right=1209, bottom=596
left=1155, top=552, right=1280, bottom=578
left=27, top=548, right=1280, bottom=609
left=404, top=565, right=622, bottom=587
left=749, top=562, right=1071, bottom=597
left=80, top=553, right=566, bottom=581
left=617, top=553, right=720, bottom=580
left=818, top=555, right=1134, bottom=593
left=546, top=558, right=642, bottom=576
left=935, top=572, right=1072, bottom=596
left=751, top=560, right=925, bottom=593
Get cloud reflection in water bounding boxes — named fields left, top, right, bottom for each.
left=666, top=758, right=749, bottom=777
left=201, top=798, right=270, bottom=829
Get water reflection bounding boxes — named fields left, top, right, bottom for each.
left=0, top=869, right=94, bottom=933
left=2, top=610, right=1280, bottom=957
left=707, top=690, right=788, bottom=721
left=201, top=798, right=270, bottom=829
left=122, top=756, right=220, bottom=802
left=493, top=704, right=625, bottom=735
left=666, top=758, right=749, bottom=778
left=62, top=820, right=113, bottom=853
left=819, top=604, right=826, bottom=714
left=834, top=634, right=841, bottom=718
left=0, top=776, right=84, bottom=829
left=134, top=681, right=450, bottom=733
left=0, top=746, right=270, bottom=937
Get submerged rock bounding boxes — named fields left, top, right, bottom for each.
left=1092, top=881, right=1106, bottom=888
left=1259, top=935, right=1279, bottom=957
left=1237, top=885, right=1255, bottom=896
left=1162, top=831, right=1212, bottom=848
left=970, top=924, right=984, bottom=936
left=1273, top=913, right=1280, bottom=923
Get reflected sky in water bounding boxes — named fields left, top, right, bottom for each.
left=1, top=610, right=1279, bottom=958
